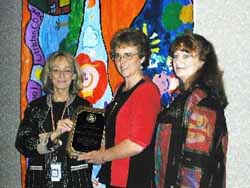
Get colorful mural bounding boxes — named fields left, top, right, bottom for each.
left=20, top=0, right=193, bottom=187
left=131, top=0, right=193, bottom=105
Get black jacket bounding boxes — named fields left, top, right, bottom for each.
left=15, top=95, right=93, bottom=188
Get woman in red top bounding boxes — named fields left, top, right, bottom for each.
left=78, top=28, right=161, bottom=188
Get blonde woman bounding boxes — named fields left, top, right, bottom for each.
left=15, top=51, right=93, bottom=188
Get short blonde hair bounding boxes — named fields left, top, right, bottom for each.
left=41, top=51, right=83, bottom=94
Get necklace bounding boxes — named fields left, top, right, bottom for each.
left=50, top=96, right=68, bottom=131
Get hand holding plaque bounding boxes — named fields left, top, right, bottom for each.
left=67, top=106, right=105, bottom=158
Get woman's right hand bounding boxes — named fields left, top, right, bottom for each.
left=77, top=149, right=106, bottom=164
left=50, top=118, right=73, bottom=141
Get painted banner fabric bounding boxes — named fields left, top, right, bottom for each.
left=20, top=0, right=193, bottom=187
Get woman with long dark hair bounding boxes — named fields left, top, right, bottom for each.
left=155, top=32, right=228, bottom=188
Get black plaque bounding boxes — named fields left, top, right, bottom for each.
left=67, top=106, right=105, bottom=158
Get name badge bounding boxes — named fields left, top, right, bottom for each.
left=50, top=162, right=61, bottom=182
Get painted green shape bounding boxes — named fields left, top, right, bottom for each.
left=28, top=0, right=49, bottom=13
left=162, top=2, right=182, bottom=31
left=59, top=0, right=85, bottom=55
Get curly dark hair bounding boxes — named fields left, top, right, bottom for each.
left=110, top=28, right=151, bottom=68
left=169, top=32, right=228, bottom=108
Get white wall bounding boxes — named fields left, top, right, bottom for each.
left=194, top=1, right=250, bottom=187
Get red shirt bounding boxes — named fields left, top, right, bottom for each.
left=111, top=80, right=161, bottom=187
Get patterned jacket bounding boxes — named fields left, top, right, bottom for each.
left=155, top=83, right=228, bottom=188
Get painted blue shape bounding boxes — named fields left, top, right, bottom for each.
left=76, top=0, right=112, bottom=109
left=39, top=14, right=69, bottom=59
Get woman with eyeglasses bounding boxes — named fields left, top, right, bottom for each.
left=155, top=32, right=228, bottom=188
left=15, top=51, right=93, bottom=188
left=78, top=28, right=161, bottom=188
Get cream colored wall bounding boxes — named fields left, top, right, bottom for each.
left=194, top=1, right=250, bottom=187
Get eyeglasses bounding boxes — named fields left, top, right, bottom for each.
left=111, top=52, right=139, bottom=62
left=51, top=68, right=73, bottom=76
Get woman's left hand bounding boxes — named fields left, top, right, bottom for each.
left=50, top=118, right=73, bottom=141
left=77, top=150, right=105, bottom=164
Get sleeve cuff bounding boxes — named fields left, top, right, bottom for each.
left=37, top=132, right=62, bottom=154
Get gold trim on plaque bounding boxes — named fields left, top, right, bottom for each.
left=67, top=106, right=105, bottom=158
